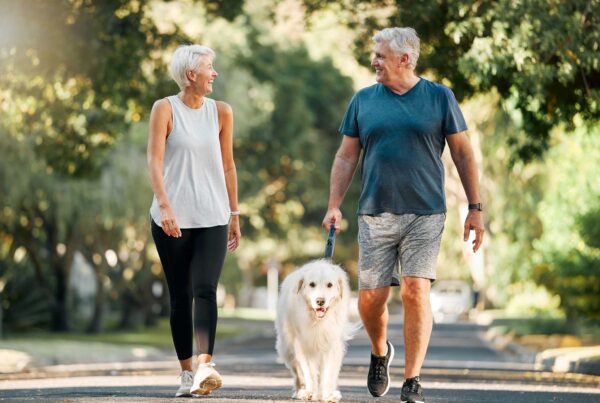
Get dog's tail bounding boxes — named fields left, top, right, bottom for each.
left=343, top=321, right=363, bottom=342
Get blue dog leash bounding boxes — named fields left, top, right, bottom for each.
left=324, top=224, right=336, bottom=260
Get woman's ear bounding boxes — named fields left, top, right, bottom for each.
left=186, top=69, right=196, bottom=84
left=297, top=278, right=304, bottom=294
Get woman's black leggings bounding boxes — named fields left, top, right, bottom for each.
left=151, top=220, right=228, bottom=360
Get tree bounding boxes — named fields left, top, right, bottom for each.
left=531, top=127, right=600, bottom=322
left=0, top=0, right=186, bottom=330
left=0, top=0, right=186, bottom=176
left=213, top=26, right=358, bottom=295
left=536, top=205, right=600, bottom=321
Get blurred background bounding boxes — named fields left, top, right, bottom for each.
left=0, top=0, right=598, bottom=364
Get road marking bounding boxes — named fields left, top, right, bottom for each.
left=2, top=374, right=599, bottom=395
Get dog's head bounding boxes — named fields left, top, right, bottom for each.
left=296, top=260, right=349, bottom=320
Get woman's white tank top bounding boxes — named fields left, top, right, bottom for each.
left=150, top=95, right=230, bottom=228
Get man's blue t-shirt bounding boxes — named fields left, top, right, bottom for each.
left=339, top=78, right=467, bottom=215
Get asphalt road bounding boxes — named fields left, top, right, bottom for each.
left=2, top=315, right=599, bottom=402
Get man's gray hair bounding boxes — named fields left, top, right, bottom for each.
left=373, top=28, right=420, bottom=69
left=170, top=44, right=215, bottom=90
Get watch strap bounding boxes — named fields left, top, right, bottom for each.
left=468, top=203, right=482, bottom=211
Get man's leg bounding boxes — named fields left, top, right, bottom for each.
left=400, top=276, right=432, bottom=379
left=356, top=213, right=400, bottom=397
left=358, top=286, right=390, bottom=356
left=360, top=286, right=394, bottom=397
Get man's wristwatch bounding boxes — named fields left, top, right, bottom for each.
left=468, top=203, right=483, bottom=211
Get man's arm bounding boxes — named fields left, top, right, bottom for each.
left=322, top=135, right=362, bottom=234
left=447, top=132, right=484, bottom=252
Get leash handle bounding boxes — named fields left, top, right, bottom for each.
left=324, top=224, right=336, bottom=259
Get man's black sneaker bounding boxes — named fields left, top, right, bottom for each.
left=401, top=376, right=425, bottom=403
left=367, top=340, right=394, bottom=397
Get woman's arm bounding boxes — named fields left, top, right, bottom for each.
left=217, top=101, right=240, bottom=250
left=147, top=99, right=181, bottom=237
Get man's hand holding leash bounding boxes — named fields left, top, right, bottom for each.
left=322, top=208, right=343, bottom=235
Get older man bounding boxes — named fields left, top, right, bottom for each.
left=322, top=27, right=484, bottom=403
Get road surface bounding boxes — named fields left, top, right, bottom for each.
left=2, top=315, right=599, bottom=402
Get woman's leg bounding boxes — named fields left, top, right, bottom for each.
left=151, top=220, right=194, bottom=371
left=189, top=224, right=229, bottom=364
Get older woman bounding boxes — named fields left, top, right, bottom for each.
left=147, top=44, right=241, bottom=397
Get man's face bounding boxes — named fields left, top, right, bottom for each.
left=371, top=41, right=402, bottom=84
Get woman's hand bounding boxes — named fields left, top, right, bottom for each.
left=227, top=215, right=241, bottom=251
left=159, top=205, right=182, bottom=237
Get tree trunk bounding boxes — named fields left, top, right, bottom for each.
left=50, top=224, right=79, bottom=332
left=118, top=291, right=137, bottom=330
left=87, top=271, right=105, bottom=333
left=51, top=264, right=70, bottom=331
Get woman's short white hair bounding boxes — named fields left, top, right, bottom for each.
left=170, top=44, right=215, bottom=90
left=373, top=27, right=420, bottom=69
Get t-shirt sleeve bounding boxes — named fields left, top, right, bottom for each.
left=442, top=87, right=468, bottom=136
left=338, top=94, right=359, bottom=137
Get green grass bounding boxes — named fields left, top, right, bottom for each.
left=490, top=316, right=600, bottom=337
left=2, top=318, right=243, bottom=349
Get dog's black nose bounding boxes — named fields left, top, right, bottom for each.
left=316, top=298, right=325, bottom=306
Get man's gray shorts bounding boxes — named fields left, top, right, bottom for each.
left=358, top=212, right=445, bottom=289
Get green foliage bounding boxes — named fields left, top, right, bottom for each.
left=0, top=263, right=51, bottom=331
left=212, top=23, right=358, bottom=288
left=0, top=0, right=180, bottom=176
left=536, top=250, right=600, bottom=321
left=491, top=317, right=573, bottom=336
left=204, top=0, right=245, bottom=21
left=578, top=206, right=600, bottom=249
left=504, top=282, right=563, bottom=319
left=532, top=129, right=600, bottom=321
left=238, top=30, right=355, bottom=234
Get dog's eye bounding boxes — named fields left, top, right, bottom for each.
left=327, top=282, right=333, bottom=288
left=309, top=282, right=316, bottom=288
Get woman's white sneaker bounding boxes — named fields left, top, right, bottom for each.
left=175, top=370, right=194, bottom=397
left=191, top=362, right=222, bottom=396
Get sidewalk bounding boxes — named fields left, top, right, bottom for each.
left=0, top=316, right=273, bottom=379
left=476, top=312, right=600, bottom=376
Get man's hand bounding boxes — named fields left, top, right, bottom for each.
left=322, top=208, right=343, bottom=234
left=463, top=210, right=484, bottom=252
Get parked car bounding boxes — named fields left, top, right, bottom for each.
left=430, top=280, right=473, bottom=323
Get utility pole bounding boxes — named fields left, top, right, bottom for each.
left=266, top=258, right=280, bottom=314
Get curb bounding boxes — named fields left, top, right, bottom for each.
left=0, top=327, right=273, bottom=381
left=0, top=349, right=31, bottom=374
left=536, top=347, right=600, bottom=376
left=0, top=360, right=180, bottom=381
left=484, top=328, right=537, bottom=364
left=484, top=328, right=600, bottom=376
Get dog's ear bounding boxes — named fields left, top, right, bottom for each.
left=297, top=278, right=304, bottom=294
left=338, top=278, right=344, bottom=299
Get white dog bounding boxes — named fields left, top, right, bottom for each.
left=276, top=259, right=356, bottom=402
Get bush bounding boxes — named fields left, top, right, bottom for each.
left=536, top=205, right=600, bottom=321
